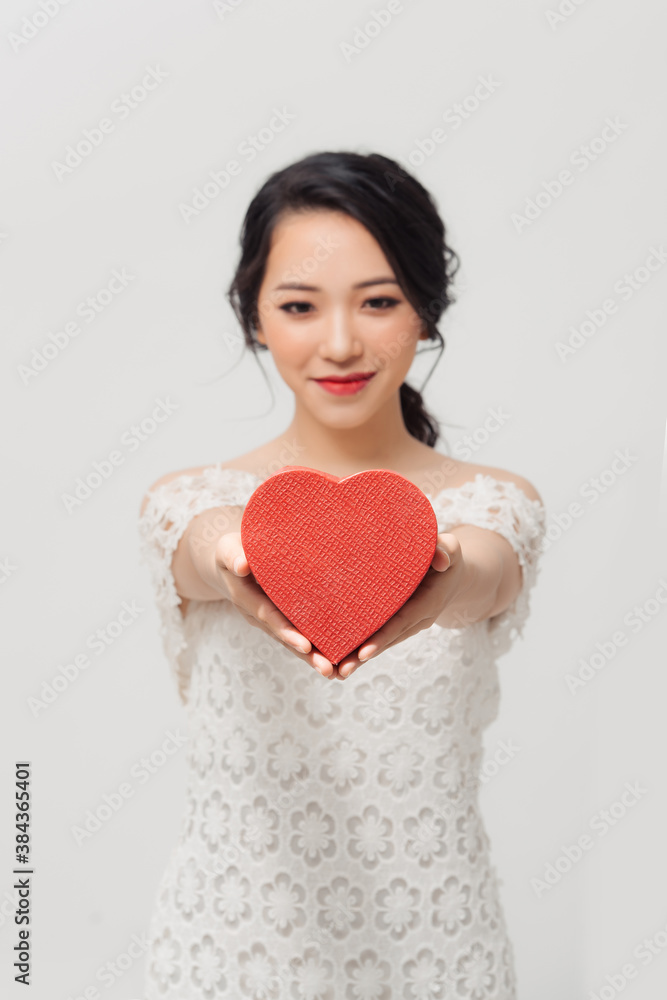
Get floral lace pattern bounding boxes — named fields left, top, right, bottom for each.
left=138, top=465, right=546, bottom=998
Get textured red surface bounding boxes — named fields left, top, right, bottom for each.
left=240, top=466, right=438, bottom=664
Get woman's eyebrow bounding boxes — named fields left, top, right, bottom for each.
left=273, top=277, right=400, bottom=292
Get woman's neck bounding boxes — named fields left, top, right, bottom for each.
left=278, top=400, right=431, bottom=478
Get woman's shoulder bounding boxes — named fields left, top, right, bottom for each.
left=139, top=449, right=544, bottom=516
left=419, top=451, right=543, bottom=506
left=446, top=457, right=544, bottom=506
left=139, top=447, right=269, bottom=518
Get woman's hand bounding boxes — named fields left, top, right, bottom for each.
left=336, top=532, right=464, bottom=679
left=197, top=530, right=336, bottom=678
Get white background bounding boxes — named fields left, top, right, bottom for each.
left=1, top=0, right=666, bottom=997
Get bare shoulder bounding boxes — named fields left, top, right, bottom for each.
left=138, top=442, right=276, bottom=518
left=139, top=464, right=211, bottom=517
left=217, top=443, right=274, bottom=476
left=469, top=460, right=544, bottom=506
left=421, top=450, right=543, bottom=504
left=217, top=437, right=304, bottom=479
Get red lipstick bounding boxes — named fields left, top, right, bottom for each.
left=312, top=371, right=376, bottom=395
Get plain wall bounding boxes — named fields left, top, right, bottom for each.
left=2, top=0, right=666, bottom=997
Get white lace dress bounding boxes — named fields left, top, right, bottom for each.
left=138, top=465, right=546, bottom=1000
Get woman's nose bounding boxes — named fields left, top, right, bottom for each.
left=319, top=311, right=363, bottom=360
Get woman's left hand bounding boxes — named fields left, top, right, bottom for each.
left=334, top=532, right=465, bottom=679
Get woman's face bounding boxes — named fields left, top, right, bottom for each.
left=255, top=209, right=428, bottom=430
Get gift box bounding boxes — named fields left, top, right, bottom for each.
left=240, top=465, right=438, bottom=664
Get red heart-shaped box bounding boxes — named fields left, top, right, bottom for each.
left=240, top=465, right=438, bottom=664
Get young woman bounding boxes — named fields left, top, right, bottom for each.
left=138, top=150, right=547, bottom=999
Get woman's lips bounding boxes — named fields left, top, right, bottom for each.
left=313, top=373, right=376, bottom=395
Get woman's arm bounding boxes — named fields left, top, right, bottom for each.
left=337, top=474, right=544, bottom=676
left=175, top=504, right=244, bottom=602
left=140, top=473, right=242, bottom=603
left=438, top=472, right=544, bottom=628
left=432, top=522, right=518, bottom=629
left=139, top=477, right=335, bottom=675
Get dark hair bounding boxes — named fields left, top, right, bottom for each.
left=227, top=150, right=460, bottom=447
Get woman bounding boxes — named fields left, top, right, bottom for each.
left=139, top=150, right=546, bottom=999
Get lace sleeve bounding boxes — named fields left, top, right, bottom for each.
left=431, top=474, right=547, bottom=659
left=137, top=465, right=261, bottom=705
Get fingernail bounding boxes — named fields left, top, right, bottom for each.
left=233, top=557, right=243, bottom=574
left=358, top=644, right=377, bottom=661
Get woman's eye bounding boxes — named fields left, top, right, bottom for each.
left=280, top=301, right=312, bottom=314
left=278, top=296, right=399, bottom=315
left=366, top=296, right=399, bottom=309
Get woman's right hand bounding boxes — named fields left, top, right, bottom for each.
left=202, top=530, right=336, bottom=678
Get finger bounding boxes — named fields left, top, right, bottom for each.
left=430, top=532, right=455, bottom=571
left=214, top=538, right=312, bottom=655
left=337, top=635, right=386, bottom=678
left=348, top=588, right=438, bottom=670
left=431, top=545, right=451, bottom=572
left=337, top=654, right=361, bottom=679
left=379, top=617, right=433, bottom=653
left=187, top=530, right=323, bottom=679
left=357, top=601, right=414, bottom=660
left=338, top=569, right=440, bottom=677
left=226, top=573, right=327, bottom=668
left=286, top=642, right=336, bottom=678
left=215, top=532, right=250, bottom=577
left=252, top=593, right=312, bottom=654
left=237, top=603, right=334, bottom=677
left=351, top=619, right=432, bottom=669
left=214, top=536, right=337, bottom=677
